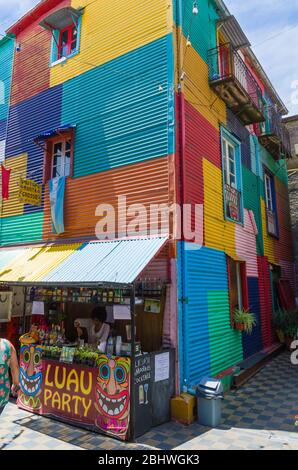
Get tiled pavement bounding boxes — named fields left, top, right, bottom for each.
left=1, top=352, right=297, bottom=450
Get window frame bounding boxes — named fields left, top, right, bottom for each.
left=263, top=167, right=279, bottom=238
left=50, top=16, right=82, bottom=66
left=43, top=130, right=74, bottom=184
left=227, top=257, right=249, bottom=327
left=221, top=127, right=244, bottom=224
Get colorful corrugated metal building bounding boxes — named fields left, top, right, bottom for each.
left=0, top=0, right=295, bottom=389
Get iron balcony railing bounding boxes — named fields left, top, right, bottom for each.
left=256, top=105, right=292, bottom=158
left=225, top=184, right=242, bottom=223
left=208, top=43, right=264, bottom=114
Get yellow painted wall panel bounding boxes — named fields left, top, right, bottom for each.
left=203, top=159, right=236, bottom=258
left=261, top=199, right=276, bottom=264
left=50, top=0, right=173, bottom=87
left=1, top=154, right=27, bottom=218
left=175, top=31, right=227, bottom=129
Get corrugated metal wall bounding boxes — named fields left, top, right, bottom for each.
left=178, top=242, right=243, bottom=387
left=242, top=277, right=263, bottom=358
left=42, top=156, right=172, bottom=240
left=175, top=0, right=294, bottom=387
left=62, top=36, right=174, bottom=177
left=50, top=0, right=172, bottom=87
left=1, top=0, right=174, bottom=246
left=10, top=0, right=70, bottom=106
left=257, top=256, right=274, bottom=348
left=0, top=36, right=15, bottom=122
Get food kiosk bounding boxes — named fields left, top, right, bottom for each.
left=16, top=281, right=175, bottom=441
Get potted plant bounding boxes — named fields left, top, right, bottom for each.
left=273, top=309, right=298, bottom=350
left=284, top=310, right=298, bottom=351
left=272, top=309, right=287, bottom=344
left=233, top=309, right=256, bottom=334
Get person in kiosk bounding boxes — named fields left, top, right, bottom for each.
left=90, top=306, right=110, bottom=352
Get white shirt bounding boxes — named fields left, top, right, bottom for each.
left=90, top=323, right=110, bottom=352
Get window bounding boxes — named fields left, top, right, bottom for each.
left=52, top=138, right=72, bottom=178
left=264, top=169, right=278, bottom=237
left=227, top=258, right=249, bottom=322
left=50, top=17, right=82, bottom=65
left=43, top=132, right=74, bottom=183
left=58, top=23, right=78, bottom=60
left=221, top=128, right=243, bottom=223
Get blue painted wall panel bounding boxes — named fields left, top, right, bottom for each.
left=0, top=119, right=6, bottom=140
left=242, top=277, right=263, bottom=358
left=178, top=242, right=212, bottom=388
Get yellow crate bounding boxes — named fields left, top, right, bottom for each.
left=171, top=393, right=197, bottom=425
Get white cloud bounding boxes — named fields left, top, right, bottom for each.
left=0, top=0, right=40, bottom=32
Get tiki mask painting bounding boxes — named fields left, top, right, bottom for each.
left=18, top=344, right=43, bottom=412
left=95, top=355, right=130, bottom=438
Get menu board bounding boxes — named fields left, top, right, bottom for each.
left=134, top=354, right=152, bottom=438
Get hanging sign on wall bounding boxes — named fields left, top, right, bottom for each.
left=18, top=178, right=42, bottom=206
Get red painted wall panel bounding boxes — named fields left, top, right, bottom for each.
left=10, top=0, right=70, bottom=106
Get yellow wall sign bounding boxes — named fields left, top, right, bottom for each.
left=18, top=178, right=42, bottom=207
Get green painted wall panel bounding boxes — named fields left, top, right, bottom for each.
left=0, top=212, right=44, bottom=246
left=208, top=291, right=243, bottom=376
left=260, top=147, right=288, bottom=186
left=0, top=36, right=15, bottom=122
left=242, top=166, right=264, bottom=256
left=174, top=0, right=218, bottom=64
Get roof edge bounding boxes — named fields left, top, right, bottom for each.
left=213, top=0, right=288, bottom=115
left=6, top=0, right=63, bottom=35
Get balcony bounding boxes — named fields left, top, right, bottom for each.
left=208, top=44, right=265, bottom=125
left=225, top=184, right=242, bottom=223
left=256, top=106, right=292, bottom=160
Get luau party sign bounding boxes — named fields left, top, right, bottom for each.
left=17, top=350, right=131, bottom=440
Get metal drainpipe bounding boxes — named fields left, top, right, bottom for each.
left=176, top=0, right=187, bottom=391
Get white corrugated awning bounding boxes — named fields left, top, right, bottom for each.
left=42, top=237, right=168, bottom=285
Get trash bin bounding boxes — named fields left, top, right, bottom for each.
left=197, top=377, right=224, bottom=427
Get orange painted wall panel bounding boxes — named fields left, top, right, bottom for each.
left=42, top=156, right=172, bottom=241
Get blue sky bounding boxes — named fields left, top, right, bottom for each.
left=0, top=0, right=298, bottom=115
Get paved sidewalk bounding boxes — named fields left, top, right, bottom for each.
left=1, top=352, right=297, bottom=450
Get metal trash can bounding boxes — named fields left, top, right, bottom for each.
left=196, top=377, right=224, bottom=427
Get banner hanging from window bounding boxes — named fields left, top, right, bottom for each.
left=49, top=176, right=66, bottom=235
left=18, top=178, right=42, bottom=206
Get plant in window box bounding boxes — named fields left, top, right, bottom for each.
left=233, top=309, right=256, bottom=334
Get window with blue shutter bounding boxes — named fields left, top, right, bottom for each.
left=221, top=127, right=244, bottom=224
left=264, top=168, right=279, bottom=237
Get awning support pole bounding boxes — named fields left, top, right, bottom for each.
left=21, top=286, right=27, bottom=336
left=129, top=283, right=136, bottom=442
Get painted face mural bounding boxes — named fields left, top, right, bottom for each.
left=95, top=355, right=130, bottom=438
left=18, top=345, right=43, bottom=412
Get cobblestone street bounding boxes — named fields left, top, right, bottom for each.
left=1, top=352, right=297, bottom=451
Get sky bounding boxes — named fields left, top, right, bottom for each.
left=0, top=0, right=298, bottom=116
